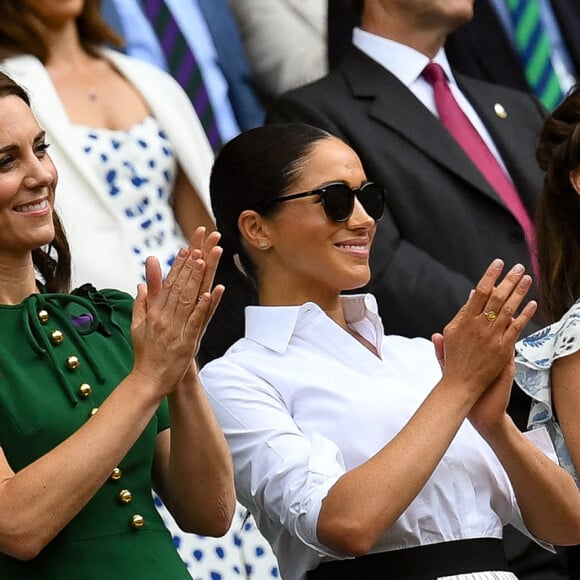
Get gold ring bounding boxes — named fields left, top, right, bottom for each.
left=483, top=310, right=497, bottom=322
left=196, top=296, right=203, bottom=303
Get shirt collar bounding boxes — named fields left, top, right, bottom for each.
left=352, top=27, right=456, bottom=88
left=245, top=294, right=383, bottom=353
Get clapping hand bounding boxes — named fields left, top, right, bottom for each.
left=432, top=259, right=537, bottom=406
left=130, top=227, right=224, bottom=396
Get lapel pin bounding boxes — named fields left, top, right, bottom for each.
left=494, top=103, right=507, bottom=118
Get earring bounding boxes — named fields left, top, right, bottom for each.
left=259, top=241, right=269, bottom=249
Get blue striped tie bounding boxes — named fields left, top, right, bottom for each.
left=141, top=0, right=222, bottom=150
left=506, top=0, right=564, bottom=110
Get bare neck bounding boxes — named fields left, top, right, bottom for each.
left=257, top=272, right=349, bottom=329
left=0, top=260, right=40, bottom=305
left=360, top=10, right=448, bottom=59
left=43, top=21, right=93, bottom=70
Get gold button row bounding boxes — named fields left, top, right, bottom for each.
left=37, top=311, right=144, bottom=530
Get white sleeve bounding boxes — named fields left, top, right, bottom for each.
left=201, top=360, right=347, bottom=557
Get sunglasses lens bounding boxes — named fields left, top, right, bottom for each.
left=318, top=183, right=386, bottom=222
left=359, top=183, right=386, bottom=222
left=320, top=184, right=355, bottom=222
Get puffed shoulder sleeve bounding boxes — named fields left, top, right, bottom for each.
left=515, top=300, right=580, bottom=483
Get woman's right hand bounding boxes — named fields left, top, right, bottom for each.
left=130, top=227, right=224, bottom=397
left=439, top=259, right=537, bottom=399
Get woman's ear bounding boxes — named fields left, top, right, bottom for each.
left=570, top=167, right=580, bottom=195
left=238, top=210, right=272, bottom=250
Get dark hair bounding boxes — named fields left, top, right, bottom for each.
left=349, top=0, right=364, bottom=17
left=0, top=0, right=123, bottom=62
left=0, top=72, right=71, bottom=292
left=535, top=86, right=580, bottom=322
left=210, top=123, right=333, bottom=283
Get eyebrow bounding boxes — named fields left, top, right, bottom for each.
left=0, top=130, right=46, bottom=155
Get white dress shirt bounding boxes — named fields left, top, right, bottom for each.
left=352, top=28, right=512, bottom=176
left=201, top=294, right=544, bottom=580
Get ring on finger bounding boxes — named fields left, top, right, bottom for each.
left=483, top=310, right=498, bottom=322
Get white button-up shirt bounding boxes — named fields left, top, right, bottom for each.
left=201, top=294, right=534, bottom=580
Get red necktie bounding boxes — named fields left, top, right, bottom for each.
left=422, top=62, right=537, bottom=275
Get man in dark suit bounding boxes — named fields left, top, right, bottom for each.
left=265, top=0, right=572, bottom=578
left=445, top=0, right=580, bottom=101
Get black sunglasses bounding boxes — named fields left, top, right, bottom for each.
left=256, top=182, right=387, bottom=223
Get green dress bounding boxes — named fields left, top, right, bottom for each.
left=0, top=285, right=191, bottom=579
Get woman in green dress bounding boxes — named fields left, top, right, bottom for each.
left=0, top=71, right=235, bottom=579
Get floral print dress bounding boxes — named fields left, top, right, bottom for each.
left=515, top=300, right=580, bottom=485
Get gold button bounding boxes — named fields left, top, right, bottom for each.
left=130, top=514, right=145, bottom=529
left=66, top=355, right=80, bottom=370
left=494, top=103, right=508, bottom=118
left=38, top=309, right=49, bottom=324
left=118, top=489, right=132, bottom=504
left=89, top=407, right=99, bottom=417
left=78, top=383, right=92, bottom=398
left=50, top=330, right=64, bottom=345
left=110, top=467, right=122, bottom=481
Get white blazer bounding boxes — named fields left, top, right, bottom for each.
left=1, top=49, right=214, bottom=294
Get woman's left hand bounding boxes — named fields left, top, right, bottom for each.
left=432, top=331, right=514, bottom=432
left=131, top=227, right=224, bottom=387
left=154, top=226, right=224, bottom=358
left=467, top=357, right=514, bottom=433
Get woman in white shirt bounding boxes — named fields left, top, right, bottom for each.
left=200, top=122, right=580, bottom=580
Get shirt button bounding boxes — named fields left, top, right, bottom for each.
left=118, top=489, right=132, bottom=504
left=110, top=467, right=122, bottom=481
left=78, top=383, right=92, bottom=398
left=50, top=330, right=65, bottom=345
left=66, top=355, right=80, bottom=370
left=38, top=309, right=49, bottom=324
left=130, top=514, right=145, bottom=529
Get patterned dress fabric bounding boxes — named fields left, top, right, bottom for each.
left=76, top=116, right=280, bottom=579
left=155, top=500, right=281, bottom=579
left=75, top=116, right=187, bottom=282
left=515, top=299, right=580, bottom=485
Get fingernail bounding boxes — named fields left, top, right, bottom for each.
left=520, top=275, right=531, bottom=286
left=491, top=258, right=503, bottom=269
left=513, top=264, right=524, bottom=274
left=178, top=248, right=188, bottom=258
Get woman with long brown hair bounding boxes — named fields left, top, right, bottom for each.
left=0, top=71, right=234, bottom=579
left=516, top=87, right=580, bottom=483
left=0, top=0, right=215, bottom=293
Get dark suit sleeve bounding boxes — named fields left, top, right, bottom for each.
left=267, top=100, right=483, bottom=339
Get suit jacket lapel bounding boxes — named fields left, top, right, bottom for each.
left=341, top=49, right=502, bottom=204
left=458, top=74, right=544, bottom=216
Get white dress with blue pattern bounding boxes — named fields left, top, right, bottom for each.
left=515, top=300, right=580, bottom=485
left=74, top=116, right=187, bottom=282
left=76, top=117, right=280, bottom=579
